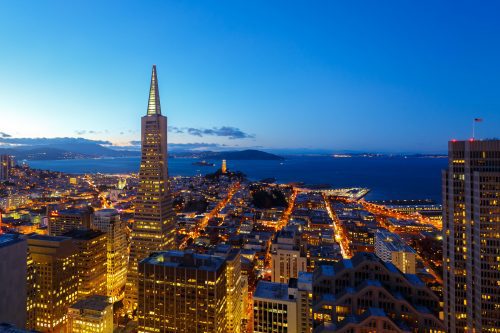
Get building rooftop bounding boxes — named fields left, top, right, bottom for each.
left=27, top=234, right=70, bottom=242
left=376, top=229, right=416, bottom=253
left=254, top=281, right=292, bottom=302
left=63, top=229, right=105, bottom=240
left=0, top=233, right=24, bottom=248
left=69, top=295, right=111, bottom=312
left=141, top=250, right=225, bottom=272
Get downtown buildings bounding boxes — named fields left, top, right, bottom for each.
left=125, top=65, right=177, bottom=310
left=92, top=209, right=128, bottom=302
left=67, top=295, right=113, bottom=333
left=0, top=155, right=14, bottom=181
left=27, top=235, right=79, bottom=332
left=312, top=252, right=444, bottom=333
left=137, top=250, right=228, bottom=333
left=443, top=139, right=500, bottom=332
left=374, top=229, right=416, bottom=274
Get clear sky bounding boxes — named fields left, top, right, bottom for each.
left=0, top=1, right=499, bottom=153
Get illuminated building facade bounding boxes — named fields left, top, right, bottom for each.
left=65, top=229, right=107, bottom=300
left=92, top=209, right=128, bottom=302
left=213, top=245, right=243, bottom=333
left=126, top=65, right=177, bottom=310
left=0, top=155, right=13, bottom=180
left=374, top=229, right=416, bottom=274
left=0, top=234, right=28, bottom=328
left=253, top=273, right=312, bottom=333
left=271, top=229, right=307, bottom=283
left=312, top=252, right=444, bottom=333
left=67, top=295, right=113, bottom=333
left=28, top=235, right=78, bottom=332
left=443, top=139, right=500, bottom=332
left=48, top=209, right=92, bottom=236
left=137, top=250, right=227, bottom=333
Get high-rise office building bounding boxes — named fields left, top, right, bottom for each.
left=0, top=234, right=28, bottom=328
left=271, top=229, right=307, bottom=283
left=253, top=273, right=312, bottom=333
left=28, top=234, right=78, bottom=332
left=254, top=280, right=298, bottom=333
left=67, top=295, right=113, bottom=333
left=0, top=155, right=13, bottom=181
left=213, top=245, right=243, bottom=333
left=64, top=229, right=107, bottom=300
left=443, top=139, right=500, bottom=332
left=222, top=159, right=227, bottom=174
left=137, top=250, right=227, bottom=333
left=374, top=229, right=416, bottom=274
left=92, top=209, right=128, bottom=302
left=312, top=252, right=444, bottom=333
left=126, top=65, right=177, bottom=310
left=48, top=209, right=92, bottom=236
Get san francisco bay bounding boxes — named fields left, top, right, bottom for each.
left=27, top=155, right=447, bottom=202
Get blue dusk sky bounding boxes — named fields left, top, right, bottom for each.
left=0, top=1, right=499, bottom=153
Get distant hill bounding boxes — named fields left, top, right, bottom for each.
left=173, top=149, right=284, bottom=160
left=0, top=143, right=140, bottom=160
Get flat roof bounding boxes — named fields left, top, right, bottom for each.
left=0, top=234, right=24, bottom=248
left=254, top=281, right=291, bottom=301
left=141, top=250, right=225, bottom=272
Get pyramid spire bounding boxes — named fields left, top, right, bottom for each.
left=147, top=65, right=161, bottom=115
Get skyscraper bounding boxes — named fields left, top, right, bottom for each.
left=92, top=209, right=128, bottom=302
left=27, top=235, right=78, bottom=332
left=47, top=208, right=92, bottom=236
left=137, top=250, right=227, bottom=333
left=125, top=65, right=177, bottom=310
left=0, top=155, right=12, bottom=181
left=64, top=229, right=107, bottom=300
left=443, top=139, right=500, bottom=332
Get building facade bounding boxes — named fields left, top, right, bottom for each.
left=443, top=139, right=500, bottom=332
left=254, top=281, right=298, bottom=333
left=67, top=295, right=113, bottom=333
left=92, top=209, right=128, bottom=302
left=47, top=209, right=92, bottom=236
left=65, top=229, right=107, bottom=300
left=0, top=234, right=28, bottom=328
left=28, top=235, right=78, bottom=332
left=137, top=251, right=227, bottom=333
left=271, top=229, right=307, bottom=284
left=312, top=252, right=444, bottom=333
left=126, top=65, right=177, bottom=310
left=213, top=245, right=243, bottom=333
left=0, top=155, right=13, bottom=180
left=374, top=229, right=416, bottom=274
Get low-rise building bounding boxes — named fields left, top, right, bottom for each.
left=67, top=295, right=113, bottom=333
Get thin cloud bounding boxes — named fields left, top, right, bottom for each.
left=169, top=126, right=255, bottom=140
left=74, top=130, right=103, bottom=135
left=0, top=137, right=112, bottom=146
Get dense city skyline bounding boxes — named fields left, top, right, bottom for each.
left=1, top=1, right=500, bottom=153
left=0, top=4, right=499, bottom=328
